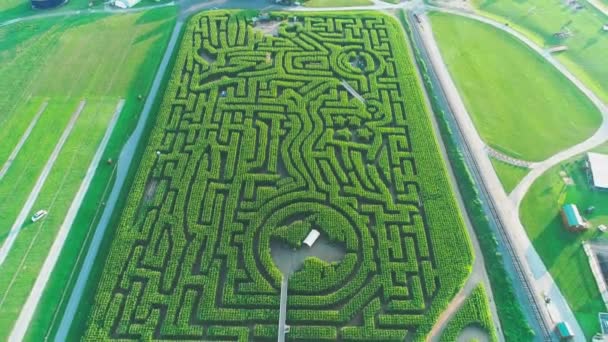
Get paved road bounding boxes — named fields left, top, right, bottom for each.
left=8, top=100, right=124, bottom=342
left=0, top=100, right=86, bottom=267
left=0, top=101, right=48, bottom=181
left=277, top=277, right=288, bottom=342
left=53, top=21, right=183, bottom=342
left=586, top=0, right=608, bottom=16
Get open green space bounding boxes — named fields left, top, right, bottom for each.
left=0, top=7, right=176, bottom=340
left=440, top=285, right=497, bottom=342
left=304, top=0, right=373, bottom=7
left=83, top=10, right=472, bottom=341
left=429, top=12, right=602, bottom=162
left=521, top=156, right=608, bottom=338
left=489, top=158, right=529, bottom=194
left=473, top=0, right=608, bottom=104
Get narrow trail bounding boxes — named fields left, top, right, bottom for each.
left=586, top=0, right=608, bottom=16
left=0, top=100, right=86, bottom=267
left=277, top=277, right=288, bottom=342
left=8, top=100, right=124, bottom=342
left=54, top=21, right=183, bottom=342
left=0, top=101, right=48, bottom=181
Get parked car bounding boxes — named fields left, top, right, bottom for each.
left=31, top=210, right=48, bottom=222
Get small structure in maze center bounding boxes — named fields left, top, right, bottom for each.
left=302, top=229, right=320, bottom=247
left=560, top=204, right=586, bottom=232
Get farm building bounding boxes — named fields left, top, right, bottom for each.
left=31, top=0, right=66, bottom=9
left=303, top=229, right=320, bottom=247
left=587, top=152, right=608, bottom=190
left=113, top=0, right=141, bottom=8
left=560, top=204, right=586, bottom=231
left=598, top=313, right=608, bottom=339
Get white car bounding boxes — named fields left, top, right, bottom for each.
left=31, top=210, right=48, bottom=222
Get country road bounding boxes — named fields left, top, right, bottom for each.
left=8, top=100, right=124, bottom=342
left=53, top=21, right=183, bottom=342
left=0, top=100, right=86, bottom=267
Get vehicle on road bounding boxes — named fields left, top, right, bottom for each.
left=31, top=210, right=47, bottom=222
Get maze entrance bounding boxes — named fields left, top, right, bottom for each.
left=85, top=11, right=472, bottom=341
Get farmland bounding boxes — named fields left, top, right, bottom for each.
left=0, top=8, right=176, bottom=340
left=428, top=12, right=602, bottom=162
left=83, top=10, right=473, bottom=340
left=473, top=0, right=608, bottom=104
left=520, top=157, right=607, bottom=338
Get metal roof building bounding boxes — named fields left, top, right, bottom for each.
left=561, top=204, right=585, bottom=231
left=302, top=229, right=320, bottom=247
left=588, top=152, right=608, bottom=190
left=556, top=321, right=574, bottom=340
left=113, top=0, right=141, bottom=8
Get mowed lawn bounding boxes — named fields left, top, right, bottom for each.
left=521, top=158, right=607, bottom=338
left=0, top=8, right=176, bottom=340
left=429, top=12, right=602, bottom=162
left=473, top=0, right=608, bottom=104
left=489, top=158, right=529, bottom=194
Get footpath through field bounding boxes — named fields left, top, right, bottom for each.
left=8, top=100, right=124, bottom=342
left=54, top=21, right=183, bottom=342
left=0, top=100, right=86, bottom=267
left=415, top=5, right=608, bottom=340
left=0, top=101, right=48, bottom=181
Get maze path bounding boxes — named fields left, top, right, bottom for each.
left=85, top=12, right=472, bottom=341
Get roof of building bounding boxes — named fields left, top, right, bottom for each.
left=588, top=152, right=608, bottom=189
left=557, top=321, right=574, bottom=338
left=562, top=204, right=584, bottom=227
left=303, top=229, right=320, bottom=247
left=113, top=0, right=141, bottom=8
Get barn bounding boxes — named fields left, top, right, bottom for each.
left=587, top=152, right=608, bottom=190
left=31, top=0, right=67, bottom=9
left=560, top=204, right=586, bottom=232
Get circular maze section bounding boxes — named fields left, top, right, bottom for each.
left=84, top=10, right=473, bottom=341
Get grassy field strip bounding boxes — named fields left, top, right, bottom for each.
left=0, top=100, right=85, bottom=267
left=0, top=100, right=48, bottom=181
left=9, top=99, right=124, bottom=342
left=428, top=11, right=602, bottom=162
left=0, top=99, right=118, bottom=339
left=0, top=98, right=44, bottom=164
left=55, top=20, right=183, bottom=341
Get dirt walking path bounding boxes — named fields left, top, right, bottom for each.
left=8, top=100, right=124, bottom=342
left=0, top=101, right=48, bottom=181
left=54, top=21, right=183, bottom=342
left=0, top=100, right=86, bottom=267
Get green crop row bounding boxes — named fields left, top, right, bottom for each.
left=440, top=285, right=498, bottom=341
left=83, top=11, right=472, bottom=341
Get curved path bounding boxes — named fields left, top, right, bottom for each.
left=8, top=100, right=124, bottom=342
left=53, top=21, right=183, bottom=342
left=0, top=100, right=86, bottom=267
left=419, top=5, right=608, bottom=340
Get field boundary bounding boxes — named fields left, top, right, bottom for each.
left=8, top=99, right=125, bottom=342
left=0, top=100, right=48, bottom=181
left=0, top=100, right=86, bottom=267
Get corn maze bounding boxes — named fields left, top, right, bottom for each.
left=84, top=11, right=472, bottom=341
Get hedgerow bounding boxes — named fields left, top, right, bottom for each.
left=84, top=10, right=472, bottom=341
left=440, top=285, right=498, bottom=341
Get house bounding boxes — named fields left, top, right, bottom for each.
left=561, top=204, right=586, bottom=231
left=556, top=321, right=574, bottom=340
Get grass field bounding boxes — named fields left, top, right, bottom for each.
left=521, top=157, right=608, bottom=338
left=440, top=285, right=497, bottom=342
left=429, top=12, right=602, bottom=162
left=0, top=8, right=176, bottom=340
left=304, top=0, right=373, bottom=7
left=83, top=10, right=472, bottom=340
left=473, top=0, right=608, bottom=104
left=489, top=158, right=529, bottom=194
